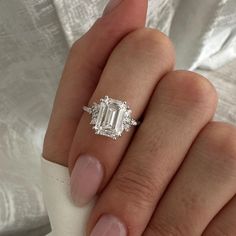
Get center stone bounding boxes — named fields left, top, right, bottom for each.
left=94, top=99, right=126, bottom=138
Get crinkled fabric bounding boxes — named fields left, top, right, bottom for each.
left=0, top=0, right=67, bottom=235
left=170, top=0, right=236, bottom=70
left=53, top=0, right=236, bottom=70
left=0, top=0, right=236, bottom=235
left=41, top=157, right=95, bottom=236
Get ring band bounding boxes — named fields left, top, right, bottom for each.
left=83, top=96, right=140, bottom=140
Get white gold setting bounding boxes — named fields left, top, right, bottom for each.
left=83, top=96, right=140, bottom=140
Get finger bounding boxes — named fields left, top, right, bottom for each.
left=69, top=28, right=175, bottom=207
left=203, top=195, right=236, bottom=236
left=144, top=122, right=236, bottom=236
left=87, top=71, right=217, bottom=235
left=43, top=0, right=148, bottom=166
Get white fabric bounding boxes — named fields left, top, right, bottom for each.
left=53, top=0, right=236, bottom=70
left=0, top=1, right=66, bottom=235
left=41, top=157, right=95, bottom=236
left=0, top=0, right=236, bottom=235
left=170, top=0, right=236, bottom=70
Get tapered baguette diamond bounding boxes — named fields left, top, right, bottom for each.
left=83, top=96, right=139, bottom=139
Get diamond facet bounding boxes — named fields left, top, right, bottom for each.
left=83, top=96, right=139, bottom=139
left=93, top=98, right=126, bottom=139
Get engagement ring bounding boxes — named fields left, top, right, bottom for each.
left=83, top=96, right=140, bottom=140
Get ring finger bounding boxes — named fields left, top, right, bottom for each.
left=68, top=28, right=175, bottom=206
left=42, top=0, right=148, bottom=166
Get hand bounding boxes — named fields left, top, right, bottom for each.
left=43, top=1, right=236, bottom=235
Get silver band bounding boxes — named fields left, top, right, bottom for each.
left=83, top=106, right=92, bottom=114
left=83, top=96, right=140, bottom=140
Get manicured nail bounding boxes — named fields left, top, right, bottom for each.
left=70, top=155, right=103, bottom=206
left=90, top=214, right=127, bottom=236
left=103, top=0, right=123, bottom=16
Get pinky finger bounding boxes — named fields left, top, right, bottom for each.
left=203, top=195, right=236, bottom=236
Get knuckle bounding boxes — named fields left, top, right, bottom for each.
left=202, top=225, right=230, bottom=236
left=200, top=122, right=236, bottom=162
left=70, top=38, right=83, bottom=54
left=128, top=28, right=173, bottom=51
left=94, top=17, right=125, bottom=38
left=203, top=227, right=229, bottom=236
left=158, top=70, right=218, bottom=112
left=114, top=166, right=157, bottom=208
left=147, top=219, right=187, bottom=236
left=120, top=28, right=175, bottom=70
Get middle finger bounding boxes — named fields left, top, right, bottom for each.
left=88, top=71, right=217, bottom=235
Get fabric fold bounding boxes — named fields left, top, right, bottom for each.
left=53, top=0, right=236, bottom=70
left=41, top=157, right=95, bottom=236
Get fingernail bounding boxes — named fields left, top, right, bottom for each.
left=103, top=0, right=123, bottom=16
left=90, top=214, right=127, bottom=236
left=70, top=154, right=103, bottom=206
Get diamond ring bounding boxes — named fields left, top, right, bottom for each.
left=83, top=96, right=140, bottom=140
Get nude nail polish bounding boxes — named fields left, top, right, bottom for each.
left=70, top=155, right=103, bottom=206
left=90, top=214, right=127, bottom=236
left=103, top=0, right=123, bottom=16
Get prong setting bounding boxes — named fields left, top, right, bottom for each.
left=83, top=96, right=139, bottom=139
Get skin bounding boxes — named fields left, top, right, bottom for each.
left=43, top=0, right=236, bottom=235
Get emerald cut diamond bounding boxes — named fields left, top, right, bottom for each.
left=83, top=96, right=139, bottom=139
